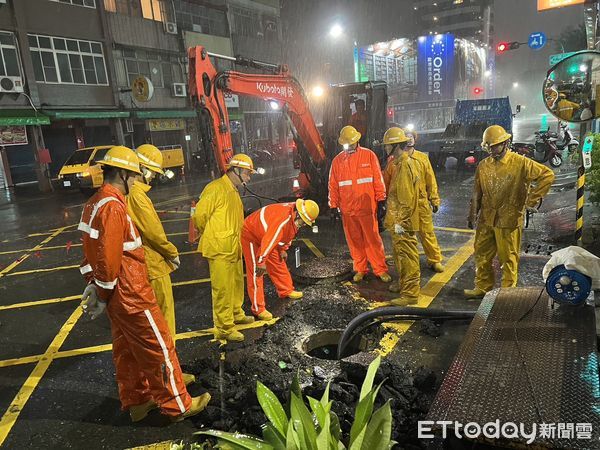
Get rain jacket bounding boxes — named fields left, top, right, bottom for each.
left=127, top=180, right=178, bottom=280
left=469, top=151, right=555, bottom=229
left=328, top=146, right=386, bottom=216
left=242, top=203, right=298, bottom=266
left=79, top=183, right=151, bottom=306
left=384, top=153, right=422, bottom=232
left=384, top=150, right=440, bottom=208
left=193, top=174, right=244, bottom=262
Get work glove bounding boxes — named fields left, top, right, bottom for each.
left=255, top=264, right=268, bottom=277
left=431, top=204, right=439, bottom=213
left=394, top=224, right=405, bottom=235
left=170, top=256, right=181, bottom=270
left=542, top=246, right=600, bottom=289
left=280, top=250, right=288, bottom=261
left=80, top=284, right=106, bottom=320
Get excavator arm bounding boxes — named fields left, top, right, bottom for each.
left=188, top=46, right=326, bottom=188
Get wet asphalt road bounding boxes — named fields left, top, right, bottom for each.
left=0, top=155, right=583, bottom=449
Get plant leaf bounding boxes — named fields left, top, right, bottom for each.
left=348, top=391, right=375, bottom=447
left=348, top=425, right=367, bottom=450
left=315, top=409, right=331, bottom=450
left=361, top=402, right=393, bottom=450
left=329, top=410, right=342, bottom=442
left=358, top=356, right=381, bottom=402
left=262, top=423, right=287, bottom=450
left=286, top=419, right=300, bottom=450
left=291, top=371, right=302, bottom=398
left=290, top=393, right=318, bottom=450
left=195, top=431, right=273, bottom=450
left=307, top=396, right=326, bottom=429
left=320, top=381, right=331, bottom=407
left=257, top=381, right=289, bottom=437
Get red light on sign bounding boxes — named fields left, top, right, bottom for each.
left=497, top=42, right=508, bottom=53
left=473, top=87, right=484, bottom=95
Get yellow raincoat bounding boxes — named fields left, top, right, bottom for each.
left=469, top=151, right=555, bottom=291
left=127, top=180, right=179, bottom=335
left=193, top=174, right=245, bottom=337
left=384, top=153, right=423, bottom=301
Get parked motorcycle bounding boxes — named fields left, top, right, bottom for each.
left=512, top=129, right=562, bottom=168
left=554, top=121, right=579, bottom=155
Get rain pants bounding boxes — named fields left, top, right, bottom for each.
left=127, top=181, right=179, bottom=335
left=469, top=151, right=555, bottom=291
left=384, top=150, right=442, bottom=265
left=242, top=203, right=298, bottom=316
left=384, top=153, right=423, bottom=301
left=328, top=146, right=388, bottom=275
left=194, top=175, right=245, bottom=337
left=79, top=183, right=191, bottom=416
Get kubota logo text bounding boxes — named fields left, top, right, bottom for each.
left=256, top=82, right=294, bottom=98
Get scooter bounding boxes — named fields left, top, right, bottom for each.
left=554, top=121, right=579, bottom=155
left=512, top=130, right=562, bottom=168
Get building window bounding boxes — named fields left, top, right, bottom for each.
left=0, top=31, right=23, bottom=78
left=49, top=0, right=96, bottom=8
left=29, top=34, right=108, bottom=85
left=231, top=5, right=262, bottom=38
left=104, top=0, right=165, bottom=22
left=115, top=47, right=182, bottom=88
left=174, top=1, right=228, bottom=37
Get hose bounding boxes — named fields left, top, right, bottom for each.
left=337, top=307, right=476, bottom=359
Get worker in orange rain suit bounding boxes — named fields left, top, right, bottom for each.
left=242, top=199, right=320, bottom=320
left=193, top=154, right=257, bottom=343
left=328, top=125, right=391, bottom=283
left=78, top=145, right=210, bottom=423
left=383, top=128, right=425, bottom=303
left=464, top=125, right=555, bottom=299
left=126, top=144, right=195, bottom=386
left=383, top=128, right=444, bottom=276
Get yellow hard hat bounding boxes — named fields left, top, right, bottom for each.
left=136, top=144, right=164, bottom=175
left=97, top=146, right=142, bottom=174
left=228, top=153, right=256, bottom=172
left=383, top=127, right=409, bottom=145
left=481, top=125, right=511, bottom=150
left=338, top=125, right=361, bottom=146
left=296, top=199, right=319, bottom=225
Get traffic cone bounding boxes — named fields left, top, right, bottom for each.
left=188, top=200, right=198, bottom=244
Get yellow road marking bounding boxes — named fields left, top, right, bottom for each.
left=300, top=238, right=325, bottom=258
left=156, top=210, right=190, bottom=215
left=0, top=306, right=82, bottom=446
left=159, top=218, right=189, bottom=224
left=6, top=264, right=80, bottom=277
left=0, top=243, right=83, bottom=256
left=0, top=316, right=278, bottom=369
left=433, top=226, right=475, bottom=234
left=0, top=227, right=68, bottom=278
left=0, top=295, right=81, bottom=311
left=172, top=278, right=210, bottom=287
left=374, top=236, right=475, bottom=356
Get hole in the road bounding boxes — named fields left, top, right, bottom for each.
left=302, top=329, right=366, bottom=360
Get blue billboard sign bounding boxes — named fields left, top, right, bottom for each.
left=417, top=34, right=455, bottom=101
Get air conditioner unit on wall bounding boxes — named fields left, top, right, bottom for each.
left=164, top=22, right=178, bottom=35
left=172, top=83, right=186, bottom=97
left=0, top=76, right=24, bottom=93
left=0, top=0, right=7, bottom=4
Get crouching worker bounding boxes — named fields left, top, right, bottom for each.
left=79, top=146, right=210, bottom=423
left=242, top=200, right=319, bottom=320
left=194, top=154, right=256, bottom=342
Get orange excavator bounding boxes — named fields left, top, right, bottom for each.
left=188, top=46, right=388, bottom=203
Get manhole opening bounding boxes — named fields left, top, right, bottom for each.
left=302, top=329, right=367, bottom=360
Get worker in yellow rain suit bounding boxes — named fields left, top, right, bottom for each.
left=193, top=154, right=256, bottom=342
left=383, top=127, right=423, bottom=304
left=126, top=144, right=196, bottom=386
left=464, top=125, right=555, bottom=299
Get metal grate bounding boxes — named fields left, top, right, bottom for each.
left=427, top=287, right=600, bottom=448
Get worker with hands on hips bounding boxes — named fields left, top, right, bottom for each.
left=464, top=125, right=555, bottom=299
left=383, top=127, right=424, bottom=303
left=79, top=146, right=210, bottom=423
left=383, top=128, right=444, bottom=274
left=328, top=125, right=391, bottom=283
left=242, top=199, right=319, bottom=320
left=193, top=153, right=257, bottom=343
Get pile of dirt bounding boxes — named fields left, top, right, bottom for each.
left=185, top=284, right=438, bottom=448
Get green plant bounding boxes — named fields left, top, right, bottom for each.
left=196, top=356, right=394, bottom=450
left=586, top=133, right=600, bottom=206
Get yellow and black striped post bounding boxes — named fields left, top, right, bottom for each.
left=575, top=164, right=585, bottom=245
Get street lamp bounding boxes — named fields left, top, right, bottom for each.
left=513, top=82, right=519, bottom=88
left=329, top=23, right=343, bottom=39
left=312, top=85, right=324, bottom=98
left=484, top=70, right=492, bottom=78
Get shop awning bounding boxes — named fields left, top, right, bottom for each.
left=43, top=110, right=130, bottom=120
left=0, top=109, right=50, bottom=126
left=133, top=110, right=197, bottom=119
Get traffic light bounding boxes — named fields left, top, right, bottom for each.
left=473, top=87, right=484, bottom=96
left=496, top=41, right=521, bottom=53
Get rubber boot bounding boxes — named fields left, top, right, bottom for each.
left=430, top=262, right=445, bottom=273
left=353, top=272, right=366, bottom=282
left=463, top=288, right=487, bottom=299
left=378, top=272, right=392, bottom=282
left=234, top=315, right=255, bottom=324
left=390, top=297, right=418, bottom=306
left=256, top=310, right=273, bottom=321
left=287, top=291, right=303, bottom=299
left=129, top=400, right=158, bottom=422
left=170, top=393, right=211, bottom=422
left=183, top=373, right=196, bottom=386
left=214, top=330, right=245, bottom=342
